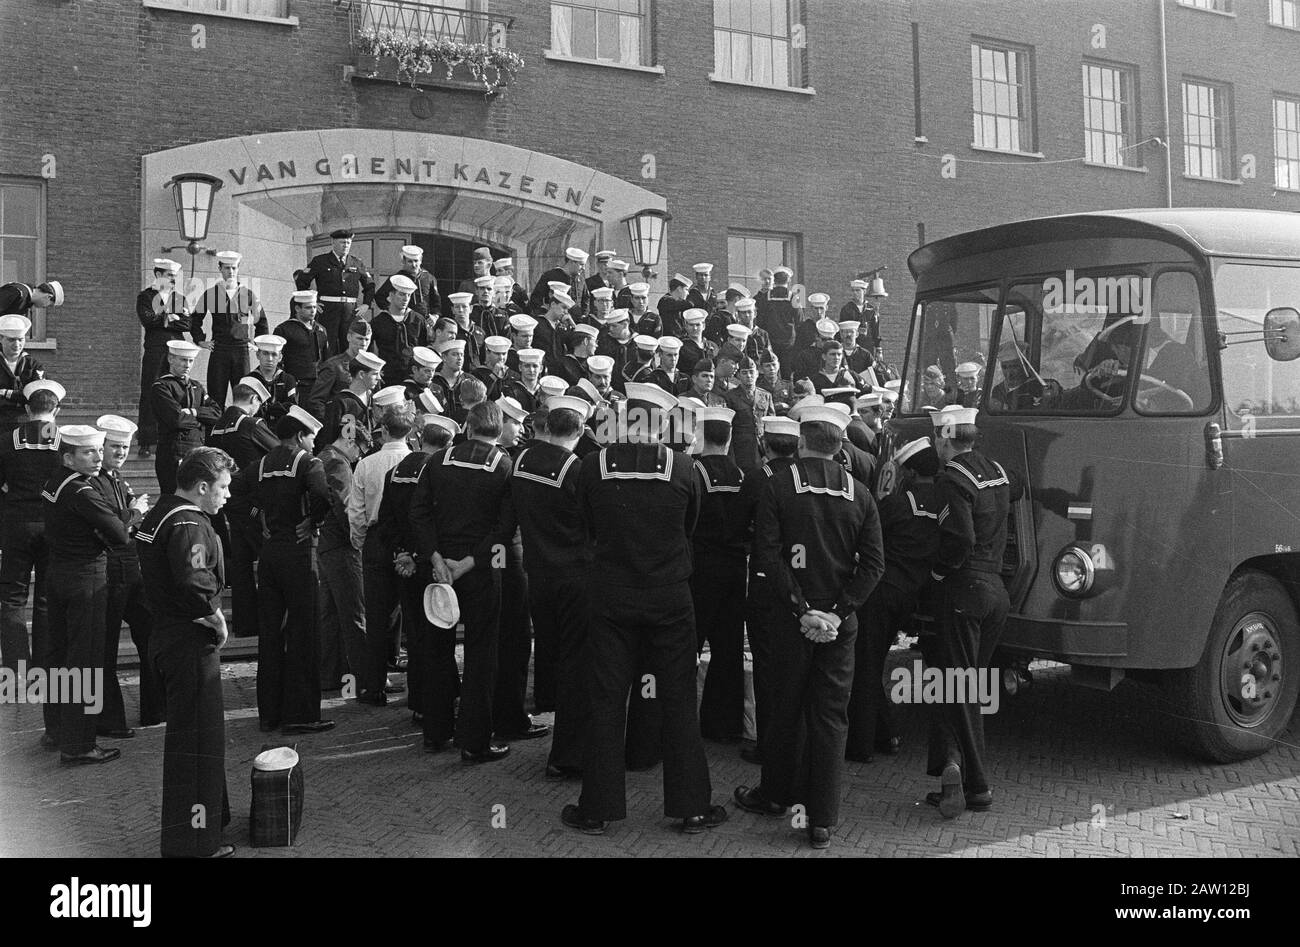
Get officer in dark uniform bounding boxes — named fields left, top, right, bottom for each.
left=658, top=273, right=694, bottom=339
left=690, top=407, right=749, bottom=741
left=307, top=319, right=372, bottom=419
left=455, top=246, right=497, bottom=301
left=529, top=247, right=588, bottom=318
left=0, top=314, right=47, bottom=436
left=206, top=377, right=278, bottom=641
left=561, top=382, right=727, bottom=836
left=149, top=340, right=221, bottom=495
left=736, top=415, right=802, bottom=765
left=41, top=425, right=130, bottom=763
left=232, top=405, right=334, bottom=734
left=247, top=335, right=298, bottom=426
left=923, top=406, right=1017, bottom=818
left=93, top=415, right=163, bottom=736
left=296, top=228, right=376, bottom=352
left=0, top=279, right=62, bottom=319
left=370, top=275, right=427, bottom=388
left=723, top=356, right=774, bottom=475
left=846, top=437, right=941, bottom=762
left=137, top=446, right=236, bottom=858
left=735, top=404, right=885, bottom=850
left=409, top=401, right=516, bottom=763
left=136, top=260, right=193, bottom=456
left=191, top=250, right=268, bottom=407
left=0, top=380, right=63, bottom=673
left=375, top=245, right=440, bottom=321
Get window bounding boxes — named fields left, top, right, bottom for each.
left=1272, top=0, right=1299, bottom=27
left=1276, top=96, right=1300, bottom=190
left=1179, top=0, right=1230, bottom=11
left=727, top=231, right=796, bottom=295
left=971, top=40, right=1035, bottom=153
left=1217, top=263, right=1300, bottom=428
left=713, top=0, right=804, bottom=89
left=0, top=178, right=47, bottom=341
left=550, top=0, right=647, bottom=66
left=1133, top=271, right=1212, bottom=415
left=145, top=0, right=291, bottom=20
left=1082, top=61, right=1138, bottom=167
left=903, top=287, right=998, bottom=415
left=1182, top=79, right=1233, bottom=180
left=360, top=0, right=490, bottom=44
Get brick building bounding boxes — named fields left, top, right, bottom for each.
left=1, top=0, right=1297, bottom=415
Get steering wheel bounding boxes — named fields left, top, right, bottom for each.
left=1081, top=365, right=1124, bottom=405
left=1134, top=373, right=1195, bottom=412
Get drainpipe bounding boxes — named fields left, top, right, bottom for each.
left=1158, top=0, right=1173, bottom=208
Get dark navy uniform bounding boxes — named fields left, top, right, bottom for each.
left=409, top=439, right=514, bottom=753
left=690, top=453, right=748, bottom=740
left=657, top=295, right=691, bottom=339
left=375, top=267, right=439, bottom=321
left=0, top=420, right=59, bottom=671
left=234, top=444, right=330, bottom=728
left=370, top=310, right=428, bottom=388
left=839, top=301, right=880, bottom=351
left=751, top=457, right=884, bottom=829
left=529, top=266, right=586, bottom=317
left=846, top=480, right=940, bottom=758
left=596, top=335, right=637, bottom=390
left=273, top=317, right=331, bottom=403
left=633, top=309, right=662, bottom=339
left=687, top=285, right=719, bottom=315
left=207, top=407, right=277, bottom=640
left=809, top=367, right=862, bottom=394
left=756, top=288, right=797, bottom=365
left=634, top=365, right=689, bottom=397
left=0, top=282, right=36, bottom=315
left=0, top=353, right=45, bottom=436
left=317, top=443, right=369, bottom=695
left=136, top=286, right=194, bottom=448
left=320, top=390, right=373, bottom=456
left=136, top=494, right=229, bottom=857
left=308, top=348, right=365, bottom=420
left=575, top=442, right=712, bottom=822
left=926, top=449, right=1015, bottom=799
left=248, top=368, right=298, bottom=425
left=469, top=364, right=514, bottom=404
left=41, top=466, right=130, bottom=754
left=95, top=466, right=163, bottom=731
left=296, top=250, right=375, bottom=352
left=723, top=385, right=774, bottom=475
left=191, top=284, right=268, bottom=406
left=149, top=373, right=221, bottom=495
left=499, top=379, right=540, bottom=415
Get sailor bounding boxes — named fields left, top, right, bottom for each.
left=320, top=350, right=383, bottom=454
left=635, top=335, right=689, bottom=395
left=952, top=361, right=983, bottom=408
left=628, top=283, right=658, bottom=337
left=375, top=245, right=440, bottom=323
left=306, top=319, right=372, bottom=419
left=247, top=334, right=298, bottom=425
left=585, top=354, right=620, bottom=404
left=658, top=273, right=694, bottom=338
left=586, top=249, right=616, bottom=296
left=470, top=335, right=514, bottom=403
left=607, top=258, right=631, bottom=304
left=529, top=247, right=589, bottom=317
left=191, top=250, right=268, bottom=407
left=624, top=334, right=659, bottom=387
left=150, top=340, right=221, bottom=495
left=588, top=286, right=615, bottom=328
left=840, top=280, right=879, bottom=350
left=274, top=290, right=332, bottom=409
left=492, top=257, right=530, bottom=311
left=839, top=321, right=875, bottom=380
left=430, top=338, right=467, bottom=416
left=502, top=347, right=545, bottom=414
left=756, top=267, right=797, bottom=369
left=295, top=228, right=375, bottom=352
left=506, top=313, right=538, bottom=374
left=402, top=345, right=441, bottom=402
left=0, top=314, right=47, bottom=436
left=534, top=290, right=577, bottom=371
left=679, top=307, right=711, bottom=370
left=687, top=263, right=719, bottom=314
left=0, top=279, right=63, bottom=319
left=136, top=260, right=193, bottom=456
left=370, top=274, right=426, bottom=388
left=595, top=309, right=636, bottom=388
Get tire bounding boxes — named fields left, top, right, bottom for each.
left=1164, top=570, right=1300, bottom=762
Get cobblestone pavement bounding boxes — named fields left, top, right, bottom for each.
left=2, top=648, right=1298, bottom=858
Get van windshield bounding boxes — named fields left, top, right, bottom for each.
left=1217, top=262, right=1300, bottom=432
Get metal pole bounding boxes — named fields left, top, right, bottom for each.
left=1158, top=0, right=1173, bottom=208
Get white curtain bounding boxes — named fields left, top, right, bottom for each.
left=618, top=16, right=639, bottom=65
left=551, top=5, right=573, bottom=56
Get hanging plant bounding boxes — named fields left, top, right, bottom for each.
left=355, top=27, right=525, bottom=93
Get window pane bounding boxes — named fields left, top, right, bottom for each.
left=573, top=7, right=596, bottom=59
left=0, top=237, right=37, bottom=285
left=596, top=9, right=617, bottom=59
left=714, top=0, right=729, bottom=28
left=715, top=30, right=731, bottom=77
left=732, top=28, right=750, bottom=80
left=772, top=38, right=789, bottom=87
left=752, top=36, right=772, bottom=85
left=730, top=0, right=750, bottom=33
left=771, top=0, right=788, bottom=35
left=2, top=185, right=39, bottom=236
left=752, top=0, right=771, bottom=34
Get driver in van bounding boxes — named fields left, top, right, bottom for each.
left=988, top=340, right=1050, bottom=411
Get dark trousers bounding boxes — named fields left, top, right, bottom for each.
left=760, top=611, right=857, bottom=828
left=925, top=571, right=1009, bottom=796
left=414, top=571, right=462, bottom=746
left=322, top=301, right=356, bottom=354
left=362, top=532, right=399, bottom=695
left=397, top=570, right=432, bottom=715
left=451, top=566, right=501, bottom=753
left=156, top=437, right=201, bottom=496
left=152, top=622, right=229, bottom=858
left=493, top=545, right=532, bottom=737
left=625, top=642, right=663, bottom=771
left=44, top=559, right=109, bottom=756
left=529, top=574, right=590, bottom=771
left=256, top=539, right=321, bottom=727
left=138, top=346, right=169, bottom=447
left=530, top=569, right=558, bottom=714
left=100, top=560, right=163, bottom=731
left=224, top=514, right=262, bottom=640
left=745, top=577, right=777, bottom=757
left=846, top=582, right=912, bottom=756
left=318, top=544, right=370, bottom=693
left=580, top=582, right=711, bottom=822
left=0, top=517, right=47, bottom=672
left=692, top=552, right=747, bottom=739
left=207, top=345, right=251, bottom=408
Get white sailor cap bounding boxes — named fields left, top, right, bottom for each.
left=253, top=334, right=286, bottom=353
left=292, top=290, right=319, bottom=306
left=591, top=287, right=614, bottom=301
left=697, top=406, right=734, bottom=424
left=574, top=378, right=606, bottom=405
left=657, top=335, right=683, bottom=353
left=624, top=382, right=677, bottom=411
left=726, top=323, right=753, bottom=340
left=851, top=279, right=871, bottom=290
left=547, top=280, right=570, bottom=294
left=604, top=308, right=630, bottom=325
left=166, top=340, right=200, bottom=357
left=930, top=405, right=978, bottom=428
left=374, top=385, right=407, bottom=407
left=215, top=250, right=242, bottom=266
left=517, top=348, right=545, bottom=366
left=474, top=274, right=495, bottom=288
left=492, top=276, right=514, bottom=290
left=0, top=314, right=33, bottom=337
left=676, top=396, right=705, bottom=416
left=761, top=415, right=800, bottom=437
left=633, top=334, right=658, bottom=352
left=354, top=350, right=386, bottom=373
left=955, top=361, right=981, bottom=377
left=570, top=323, right=599, bottom=341
left=609, top=259, right=630, bottom=272
left=885, top=379, right=902, bottom=392
left=628, top=282, right=650, bottom=297
left=894, top=437, right=932, bottom=466
left=58, top=424, right=105, bottom=449
left=418, top=390, right=444, bottom=415
left=808, top=292, right=829, bottom=307
left=411, top=346, right=441, bottom=369
left=287, top=404, right=323, bottom=435
left=669, top=273, right=693, bottom=290
left=872, top=387, right=898, bottom=406
left=496, top=395, right=528, bottom=422
left=815, top=318, right=839, bottom=339
left=793, top=404, right=850, bottom=431
left=683, top=308, right=708, bottom=325
left=153, top=258, right=183, bottom=274
left=423, top=414, right=459, bottom=438
left=390, top=274, right=418, bottom=294
left=96, top=414, right=138, bottom=445
left=693, top=263, right=713, bottom=274
left=565, top=247, right=589, bottom=263
left=400, top=245, right=423, bottom=261
left=44, top=281, right=64, bottom=306
left=855, top=392, right=882, bottom=409
left=548, top=395, right=591, bottom=419
left=822, top=387, right=859, bottom=403
left=448, top=292, right=474, bottom=306
left=24, top=379, right=65, bottom=401
left=839, top=321, right=861, bottom=334
left=734, top=297, right=756, bottom=312
left=539, top=375, right=569, bottom=397
left=484, top=336, right=511, bottom=354
left=552, top=290, right=575, bottom=309
left=435, top=339, right=466, bottom=356
left=493, top=257, right=514, bottom=271
left=237, top=375, right=272, bottom=402
left=586, top=355, right=615, bottom=373
left=594, top=249, right=616, bottom=261
left=509, top=314, right=538, bottom=332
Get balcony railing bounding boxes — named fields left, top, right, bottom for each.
left=346, top=0, right=521, bottom=93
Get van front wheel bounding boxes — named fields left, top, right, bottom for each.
left=1165, top=570, right=1299, bottom=762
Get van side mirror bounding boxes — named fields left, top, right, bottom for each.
left=1264, top=307, right=1300, bottom=362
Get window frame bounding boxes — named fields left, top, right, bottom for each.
left=1181, top=77, right=1235, bottom=182
left=546, top=0, right=657, bottom=72
left=1274, top=94, right=1300, bottom=191
left=1177, top=0, right=1233, bottom=14
left=970, top=38, right=1037, bottom=155
left=711, top=0, right=808, bottom=92
left=1081, top=59, right=1140, bottom=169
left=726, top=229, right=799, bottom=296
left=1271, top=0, right=1300, bottom=29
left=0, top=176, right=50, bottom=344
left=141, top=0, right=298, bottom=28
left=1130, top=267, right=1217, bottom=418
left=900, top=281, right=1001, bottom=418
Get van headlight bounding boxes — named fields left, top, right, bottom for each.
left=1052, top=545, right=1095, bottom=597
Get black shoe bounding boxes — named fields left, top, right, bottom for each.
left=461, top=744, right=510, bottom=764
left=423, top=739, right=451, bottom=754
left=545, top=763, right=581, bottom=780
left=383, top=683, right=406, bottom=695
left=283, top=720, right=335, bottom=734
left=809, top=826, right=831, bottom=850
left=875, top=736, right=902, bottom=756
left=60, top=746, right=121, bottom=766
left=681, top=804, right=729, bottom=834
left=626, top=757, right=660, bottom=772
left=935, top=762, right=965, bottom=819
left=925, top=789, right=992, bottom=811
left=98, top=728, right=135, bottom=739
left=560, top=803, right=606, bottom=835
left=845, top=749, right=874, bottom=763
left=739, top=745, right=762, bottom=765
left=139, top=718, right=165, bottom=728
left=702, top=730, right=742, bottom=744
left=199, top=844, right=236, bottom=858
left=39, top=733, right=58, bottom=751
left=356, top=691, right=386, bottom=707
left=499, top=722, right=550, bottom=741
left=733, top=785, right=786, bottom=817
